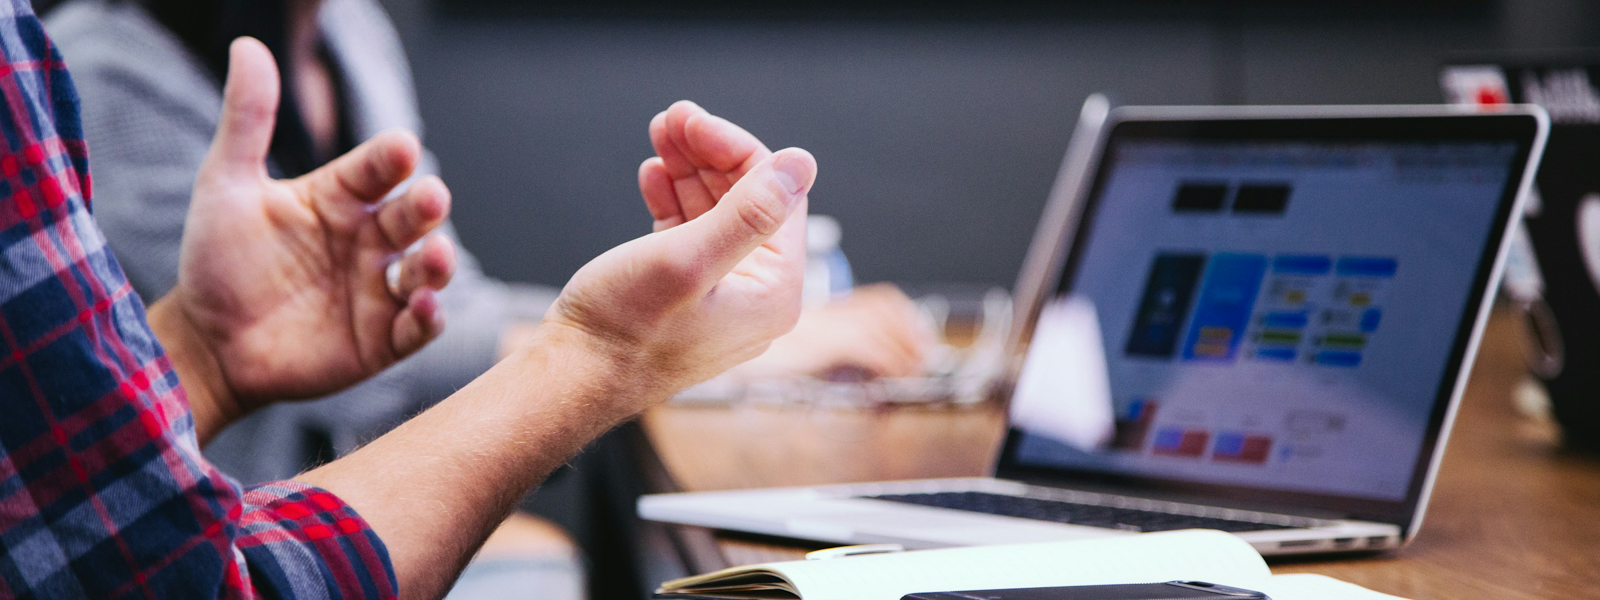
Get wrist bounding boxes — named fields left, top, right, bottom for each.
left=512, top=319, right=668, bottom=423
left=147, top=293, right=241, bottom=444
left=496, top=321, right=544, bottom=359
left=296, top=314, right=664, bottom=600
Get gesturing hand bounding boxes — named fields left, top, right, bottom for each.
left=639, top=101, right=933, bottom=381
left=639, top=101, right=774, bottom=231
left=542, top=102, right=814, bottom=402
left=154, top=38, right=457, bottom=426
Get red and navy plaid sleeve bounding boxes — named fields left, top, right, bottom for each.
left=0, top=2, right=399, bottom=599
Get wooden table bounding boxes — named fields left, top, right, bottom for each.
left=641, top=310, right=1600, bottom=599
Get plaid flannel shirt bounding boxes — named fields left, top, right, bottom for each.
left=0, top=2, right=398, bottom=598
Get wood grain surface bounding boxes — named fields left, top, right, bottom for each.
left=642, top=310, right=1600, bottom=600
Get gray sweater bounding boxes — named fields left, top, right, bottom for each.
left=46, top=0, right=559, bottom=483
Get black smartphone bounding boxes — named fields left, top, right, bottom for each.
left=902, top=581, right=1269, bottom=600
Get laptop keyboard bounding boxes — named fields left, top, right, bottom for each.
left=862, top=491, right=1304, bottom=533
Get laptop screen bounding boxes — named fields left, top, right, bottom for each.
left=1001, top=114, right=1538, bottom=522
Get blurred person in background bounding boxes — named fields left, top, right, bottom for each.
left=45, top=0, right=932, bottom=596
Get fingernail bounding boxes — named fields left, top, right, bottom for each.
left=420, top=290, right=446, bottom=331
left=772, top=152, right=812, bottom=199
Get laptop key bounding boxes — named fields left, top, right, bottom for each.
left=862, top=491, right=1302, bottom=533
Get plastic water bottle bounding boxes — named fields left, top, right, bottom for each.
left=804, top=215, right=853, bottom=305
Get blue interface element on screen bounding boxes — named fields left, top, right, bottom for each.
left=1012, top=139, right=1516, bottom=502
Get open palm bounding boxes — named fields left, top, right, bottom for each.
left=169, top=38, right=456, bottom=408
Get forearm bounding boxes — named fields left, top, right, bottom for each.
left=146, top=294, right=238, bottom=444
left=296, top=322, right=654, bottom=600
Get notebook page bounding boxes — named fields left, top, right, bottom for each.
left=1233, top=574, right=1410, bottom=600
left=769, top=530, right=1269, bottom=600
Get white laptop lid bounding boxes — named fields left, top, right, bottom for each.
left=997, top=104, right=1548, bottom=537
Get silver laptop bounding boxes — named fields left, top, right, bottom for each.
left=639, top=101, right=1549, bottom=556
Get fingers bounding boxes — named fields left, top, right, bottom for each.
left=859, top=312, right=931, bottom=378
left=387, top=234, right=455, bottom=358
left=391, top=287, right=446, bottom=358
left=853, top=284, right=938, bottom=360
left=650, top=103, right=703, bottom=179
left=299, top=130, right=422, bottom=221
left=684, top=109, right=768, bottom=176
left=648, top=101, right=771, bottom=221
left=650, top=107, right=717, bottom=219
left=391, top=233, right=457, bottom=300
left=851, top=334, right=923, bottom=378
left=822, top=328, right=921, bottom=378
left=811, top=286, right=933, bottom=378
left=203, top=37, right=279, bottom=180
left=638, top=157, right=683, bottom=232
left=377, top=175, right=451, bottom=250
left=661, top=148, right=816, bottom=286
left=678, top=111, right=768, bottom=215
left=653, top=101, right=768, bottom=175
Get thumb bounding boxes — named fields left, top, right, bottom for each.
left=203, top=37, right=279, bottom=180
left=663, top=148, right=816, bottom=282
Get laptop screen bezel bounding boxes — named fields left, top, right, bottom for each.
left=995, top=108, right=1545, bottom=530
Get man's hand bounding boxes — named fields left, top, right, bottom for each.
left=636, top=101, right=932, bottom=381
left=148, top=38, right=457, bottom=438
left=638, top=100, right=774, bottom=231
left=542, top=102, right=815, bottom=404
left=738, top=284, right=935, bottom=379
left=301, top=104, right=812, bottom=599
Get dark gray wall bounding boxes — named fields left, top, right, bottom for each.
left=376, top=0, right=1599, bottom=290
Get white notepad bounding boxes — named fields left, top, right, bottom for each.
left=656, top=530, right=1406, bottom=600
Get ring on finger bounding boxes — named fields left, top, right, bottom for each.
left=385, top=259, right=405, bottom=301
